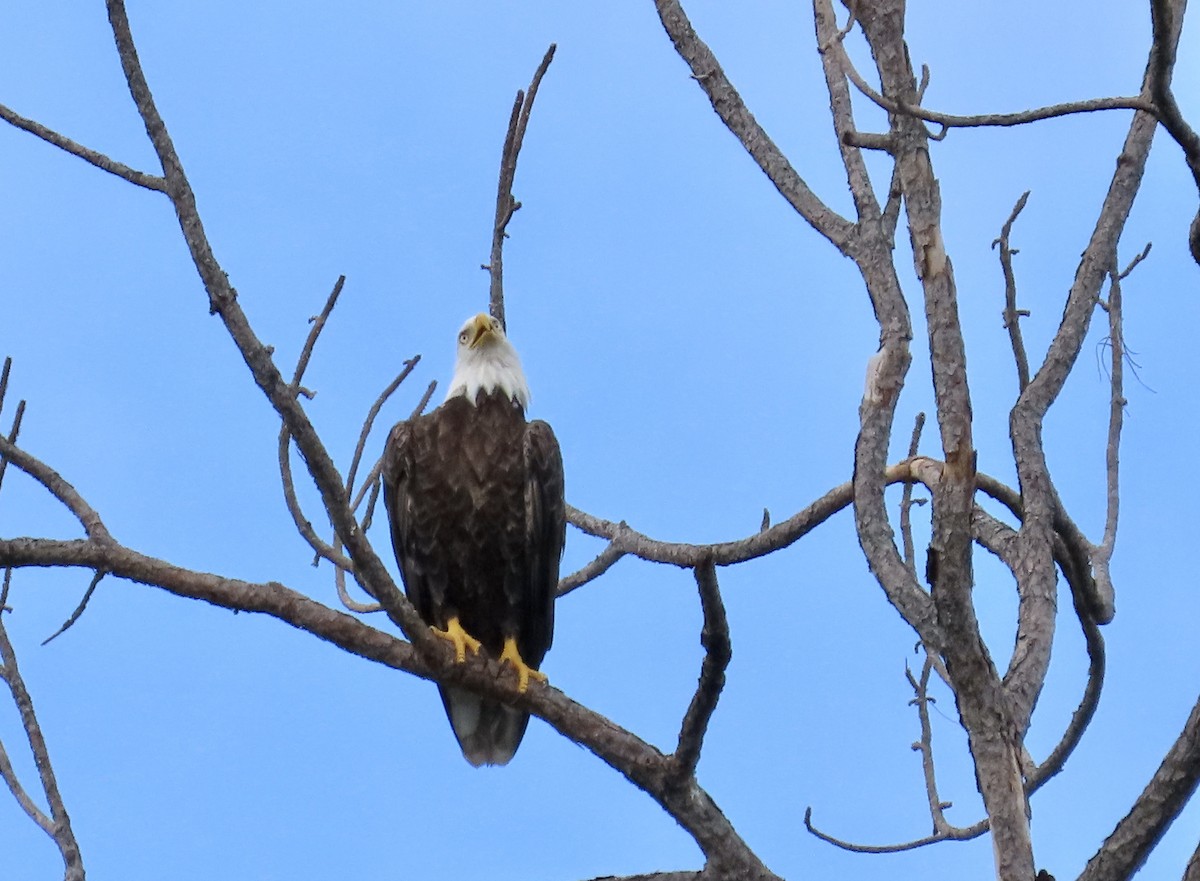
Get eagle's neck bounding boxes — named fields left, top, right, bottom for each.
left=445, top=344, right=530, bottom=409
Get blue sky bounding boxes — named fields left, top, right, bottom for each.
left=2, top=2, right=1198, bottom=879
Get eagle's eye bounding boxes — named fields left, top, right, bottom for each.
left=458, top=330, right=469, bottom=344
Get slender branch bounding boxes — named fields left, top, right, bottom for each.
left=344, top=359, right=420, bottom=506
left=0, top=101, right=166, bottom=192
left=828, top=45, right=1152, bottom=133
left=812, top=0, right=884, bottom=223
left=276, top=427, right=353, bottom=571
left=0, top=357, right=12, bottom=419
left=41, top=569, right=106, bottom=646
left=291, top=276, right=346, bottom=393
left=899, top=412, right=927, bottom=573
left=804, top=805, right=986, bottom=853
left=487, top=44, right=556, bottom=329
left=0, top=400, right=26, bottom=497
left=908, top=655, right=952, bottom=834
left=557, top=542, right=627, bottom=597
left=994, top=191, right=1033, bottom=393
left=0, top=574, right=85, bottom=880
left=0, top=435, right=111, bottom=542
left=671, top=558, right=730, bottom=781
left=654, top=0, right=857, bottom=253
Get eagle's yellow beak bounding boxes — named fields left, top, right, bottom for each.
left=467, top=313, right=497, bottom=349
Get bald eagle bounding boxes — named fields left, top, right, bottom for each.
left=382, top=313, right=565, bottom=766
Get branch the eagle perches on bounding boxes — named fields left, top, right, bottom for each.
left=2, top=0, right=1200, bottom=880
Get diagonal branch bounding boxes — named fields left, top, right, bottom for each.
left=0, top=101, right=166, bottom=192
left=102, top=0, right=433, bottom=655
left=654, top=0, right=857, bottom=253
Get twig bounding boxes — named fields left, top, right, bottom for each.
left=907, top=655, right=951, bottom=833
left=0, top=357, right=12, bottom=419
left=0, top=399, right=26, bottom=497
left=276, top=427, right=353, bottom=571
left=557, top=542, right=627, bottom=597
left=0, top=571, right=86, bottom=879
left=828, top=39, right=1151, bottom=134
left=274, top=276, right=359, bottom=571
left=329, top=361, right=422, bottom=614
left=42, top=569, right=107, bottom=645
left=487, top=44, right=557, bottom=329
left=671, top=558, right=730, bottom=781
left=1087, top=251, right=1140, bottom=623
left=899, top=412, right=926, bottom=573
left=804, top=805, right=986, bottom=853
left=344, top=359, right=420, bottom=505
left=410, top=380, right=437, bottom=418
left=994, top=192, right=1033, bottom=393
left=291, top=276, right=346, bottom=393
left=0, top=101, right=166, bottom=192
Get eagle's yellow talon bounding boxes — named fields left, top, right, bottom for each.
left=500, top=637, right=547, bottom=693
left=433, top=617, right=483, bottom=663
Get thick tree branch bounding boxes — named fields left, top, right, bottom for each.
left=671, top=559, right=730, bottom=781
left=1078, top=690, right=1200, bottom=881
left=0, top=532, right=776, bottom=879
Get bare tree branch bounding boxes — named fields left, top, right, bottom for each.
left=1078, top=689, right=1200, bottom=881
left=1147, top=0, right=1200, bottom=264
left=0, top=572, right=85, bottom=881
left=41, top=569, right=106, bottom=646
left=899, top=412, right=927, bottom=573
left=557, top=542, right=627, bottom=597
left=654, top=0, right=857, bottom=253
left=671, top=558, right=730, bottom=781
left=486, top=44, right=557, bottom=330
left=291, top=276, right=346, bottom=396
left=994, top=191, right=1033, bottom=393
left=0, top=100, right=165, bottom=192
left=0, top=434, right=110, bottom=543
left=823, top=33, right=1151, bottom=136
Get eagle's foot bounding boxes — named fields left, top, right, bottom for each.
left=499, top=637, right=548, bottom=693
left=433, top=616, right=483, bottom=663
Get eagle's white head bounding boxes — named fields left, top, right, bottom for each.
left=445, top=312, right=531, bottom=408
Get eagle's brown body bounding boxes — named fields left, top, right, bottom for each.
left=383, top=388, right=565, bottom=765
